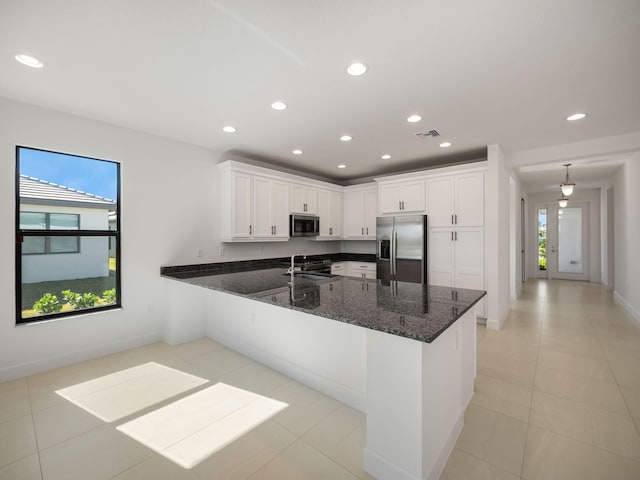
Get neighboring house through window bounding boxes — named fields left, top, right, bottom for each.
left=16, top=147, right=121, bottom=324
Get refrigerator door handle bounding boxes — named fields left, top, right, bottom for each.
left=391, top=230, right=397, bottom=276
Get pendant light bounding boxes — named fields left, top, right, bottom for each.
left=560, top=163, right=575, bottom=196
left=558, top=189, right=568, bottom=208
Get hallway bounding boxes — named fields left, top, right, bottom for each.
left=442, top=279, right=640, bottom=479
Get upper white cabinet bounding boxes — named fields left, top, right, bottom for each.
left=378, top=180, right=425, bottom=214
left=227, top=171, right=253, bottom=239
left=427, top=172, right=484, bottom=227
left=291, top=184, right=318, bottom=214
left=317, top=189, right=342, bottom=239
left=253, top=177, right=290, bottom=239
left=220, top=170, right=290, bottom=242
left=219, top=160, right=346, bottom=242
left=343, top=185, right=377, bottom=239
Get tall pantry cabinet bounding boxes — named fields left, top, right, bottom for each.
left=427, top=170, right=485, bottom=315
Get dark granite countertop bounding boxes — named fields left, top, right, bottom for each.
left=162, top=258, right=485, bottom=343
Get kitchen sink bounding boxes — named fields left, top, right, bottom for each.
left=283, top=272, right=334, bottom=281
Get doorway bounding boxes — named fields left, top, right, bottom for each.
left=536, top=202, right=590, bottom=281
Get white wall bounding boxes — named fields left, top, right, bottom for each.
left=613, top=155, right=640, bottom=321
left=486, top=145, right=511, bottom=329
left=0, top=97, right=338, bottom=381
left=508, top=172, right=524, bottom=300
left=527, top=188, right=601, bottom=282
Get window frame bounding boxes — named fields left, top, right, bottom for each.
left=15, top=146, right=122, bottom=325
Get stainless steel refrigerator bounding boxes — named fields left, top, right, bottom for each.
left=376, top=215, right=427, bottom=284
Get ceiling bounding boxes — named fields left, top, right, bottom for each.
left=1, top=0, right=640, bottom=186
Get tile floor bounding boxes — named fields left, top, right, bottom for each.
left=1, top=279, right=639, bottom=479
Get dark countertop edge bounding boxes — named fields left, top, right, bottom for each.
left=160, top=253, right=376, bottom=277
left=162, top=273, right=486, bottom=344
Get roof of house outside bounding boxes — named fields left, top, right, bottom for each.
left=19, top=175, right=115, bottom=208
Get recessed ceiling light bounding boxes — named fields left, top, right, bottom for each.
left=439, top=142, right=452, bottom=148
left=340, top=135, right=352, bottom=142
left=271, top=101, right=287, bottom=110
left=381, top=154, right=391, bottom=160
left=292, top=149, right=303, bottom=155
left=15, top=54, right=43, bottom=68
left=338, top=164, right=347, bottom=169
left=347, top=62, right=368, bottom=76
left=222, top=126, right=236, bottom=133
left=406, top=114, right=422, bottom=123
left=566, top=113, right=587, bottom=121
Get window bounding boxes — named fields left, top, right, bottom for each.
left=16, top=146, right=121, bottom=324
left=537, top=208, right=547, bottom=271
left=20, top=212, right=80, bottom=254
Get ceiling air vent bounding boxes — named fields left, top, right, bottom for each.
left=415, top=130, right=440, bottom=138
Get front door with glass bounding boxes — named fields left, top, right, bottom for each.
left=536, top=202, right=589, bottom=281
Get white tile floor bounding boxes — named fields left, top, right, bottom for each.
left=1, top=279, right=639, bottom=479
left=442, top=279, right=640, bottom=480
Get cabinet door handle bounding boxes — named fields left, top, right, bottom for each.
left=455, top=214, right=458, bottom=224
left=402, top=201, right=405, bottom=210
left=329, top=227, right=333, bottom=235
left=399, top=201, right=402, bottom=210
left=455, top=231, right=458, bottom=241
left=451, top=214, right=454, bottom=225
left=366, top=227, right=369, bottom=235
left=451, top=231, right=454, bottom=241
left=249, top=225, right=252, bottom=235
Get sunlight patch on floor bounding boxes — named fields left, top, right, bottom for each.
left=55, top=362, right=209, bottom=422
left=116, top=383, right=289, bottom=468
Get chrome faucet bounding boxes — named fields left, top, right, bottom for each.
left=288, top=253, right=306, bottom=302
left=287, top=253, right=306, bottom=276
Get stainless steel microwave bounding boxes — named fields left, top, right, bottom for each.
left=290, top=214, right=319, bottom=237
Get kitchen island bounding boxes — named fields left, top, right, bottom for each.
left=162, top=259, right=485, bottom=480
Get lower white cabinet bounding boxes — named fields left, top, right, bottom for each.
left=331, top=262, right=347, bottom=275
left=350, top=263, right=376, bottom=279
left=331, top=261, right=376, bottom=279
left=429, top=226, right=485, bottom=316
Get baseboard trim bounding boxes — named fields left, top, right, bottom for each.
left=614, top=291, right=640, bottom=324
left=0, top=331, right=163, bottom=382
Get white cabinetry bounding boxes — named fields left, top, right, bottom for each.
left=219, top=162, right=291, bottom=242
left=291, top=184, right=318, bottom=214
left=222, top=171, right=253, bottom=240
left=427, top=169, right=485, bottom=317
left=378, top=180, right=425, bottom=214
left=330, top=262, right=347, bottom=275
left=427, top=172, right=484, bottom=227
left=317, top=189, right=342, bottom=239
left=343, top=185, right=377, bottom=239
left=253, top=177, right=289, bottom=239
left=429, top=227, right=484, bottom=290
left=349, top=262, right=376, bottom=279
left=331, top=261, right=376, bottom=279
